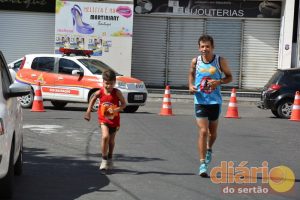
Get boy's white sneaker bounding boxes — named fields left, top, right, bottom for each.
left=107, top=159, right=114, bottom=169
left=99, top=159, right=108, bottom=170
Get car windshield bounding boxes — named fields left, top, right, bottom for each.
left=78, top=59, right=122, bottom=76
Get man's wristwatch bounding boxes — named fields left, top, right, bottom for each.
left=220, top=79, right=224, bottom=84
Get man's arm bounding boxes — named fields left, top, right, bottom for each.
left=219, top=57, right=232, bottom=84
left=189, top=58, right=197, bottom=94
left=208, top=57, right=232, bottom=89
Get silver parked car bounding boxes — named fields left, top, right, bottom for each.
left=0, top=51, right=31, bottom=198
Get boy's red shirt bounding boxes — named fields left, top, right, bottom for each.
left=98, top=88, right=120, bottom=127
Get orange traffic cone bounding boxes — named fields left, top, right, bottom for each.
left=290, top=91, right=300, bottom=121
left=31, top=81, right=45, bottom=112
left=225, top=88, right=239, bottom=118
left=159, top=85, right=174, bottom=116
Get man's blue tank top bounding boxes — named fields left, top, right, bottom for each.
left=194, top=55, right=222, bottom=105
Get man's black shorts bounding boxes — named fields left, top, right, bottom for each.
left=195, top=104, right=221, bottom=121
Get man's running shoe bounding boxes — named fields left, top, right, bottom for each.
left=205, top=149, right=212, bottom=164
left=199, top=163, right=208, bottom=177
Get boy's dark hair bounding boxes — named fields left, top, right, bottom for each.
left=198, top=34, right=214, bottom=47
left=102, top=70, right=116, bottom=81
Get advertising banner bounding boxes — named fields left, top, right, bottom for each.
left=134, top=0, right=281, bottom=18
left=55, top=0, right=133, bottom=75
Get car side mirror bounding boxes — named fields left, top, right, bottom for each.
left=72, top=70, right=84, bottom=76
left=9, top=68, right=16, bottom=81
left=8, top=83, right=31, bottom=98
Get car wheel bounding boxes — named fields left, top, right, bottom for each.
left=123, top=106, right=139, bottom=113
left=0, top=143, right=14, bottom=198
left=18, top=89, right=34, bottom=108
left=14, top=144, right=23, bottom=176
left=51, top=101, right=68, bottom=109
left=89, top=91, right=100, bottom=112
left=277, top=99, right=293, bottom=119
left=271, top=109, right=280, bottom=118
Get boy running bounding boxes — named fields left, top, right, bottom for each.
left=84, top=70, right=126, bottom=170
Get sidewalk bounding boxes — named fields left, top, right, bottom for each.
left=147, top=89, right=260, bottom=105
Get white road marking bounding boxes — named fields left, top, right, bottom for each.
left=23, top=124, right=63, bottom=135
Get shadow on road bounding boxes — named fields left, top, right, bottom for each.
left=85, top=153, right=165, bottom=163
left=84, top=153, right=195, bottom=176
left=111, top=168, right=195, bottom=176
left=12, top=147, right=109, bottom=200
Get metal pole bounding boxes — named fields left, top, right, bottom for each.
left=297, top=1, right=300, bottom=68
left=165, top=17, right=170, bottom=86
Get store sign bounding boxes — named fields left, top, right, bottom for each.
left=55, top=0, right=133, bottom=75
left=134, top=0, right=281, bottom=18
left=0, top=0, right=55, bottom=13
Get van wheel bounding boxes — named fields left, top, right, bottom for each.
left=0, top=143, right=14, bottom=198
left=18, top=89, right=34, bottom=108
left=89, top=91, right=100, bottom=112
left=14, top=145, right=23, bottom=176
left=277, top=99, right=293, bottom=119
left=123, top=106, right=139, bottom=113
left=51, top=101, right=68, bottom=109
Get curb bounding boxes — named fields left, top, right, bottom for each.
left=147, top=93, right=260, bottom=105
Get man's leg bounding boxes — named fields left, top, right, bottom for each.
left=205, top=120, right=218, bottom=164
left=196, top=118, right=209, bottom=176
left=208, top=120, right=218, bottom=149
left=197, top=118, right=209, bottom=161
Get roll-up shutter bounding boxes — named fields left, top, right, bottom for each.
left=132, top=16, right=167, bottom=87
left=0, top=11, right=55, bottom=63
left=168, top=18, right=205, bottom=88
left=242, top=19, right=280, bottom=89
left=206, top=19, right=242, bottom=88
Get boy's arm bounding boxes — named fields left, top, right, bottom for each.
left=114, top=89, right=126, bottom=113
left=84, top=90, right=100, bottom=121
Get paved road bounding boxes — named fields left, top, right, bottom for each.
left=12, top=101, right=299, bottom=200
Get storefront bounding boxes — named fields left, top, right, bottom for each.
left=0, top=0, right=296, bottom=90
left=0, top=1, right=56, bottom=64
left=131, top=0, right=295, bottom=89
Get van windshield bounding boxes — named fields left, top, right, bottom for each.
left=78, top=59, right=122, bottom=76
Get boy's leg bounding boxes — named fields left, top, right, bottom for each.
left=100, top=124, right=110, bottom=170
left=108, top=131, right=117, bottom=158
left=108, top=129, right=118, bottom=169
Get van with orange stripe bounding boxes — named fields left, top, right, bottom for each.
left=15, top=50, right=147, bottom=112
